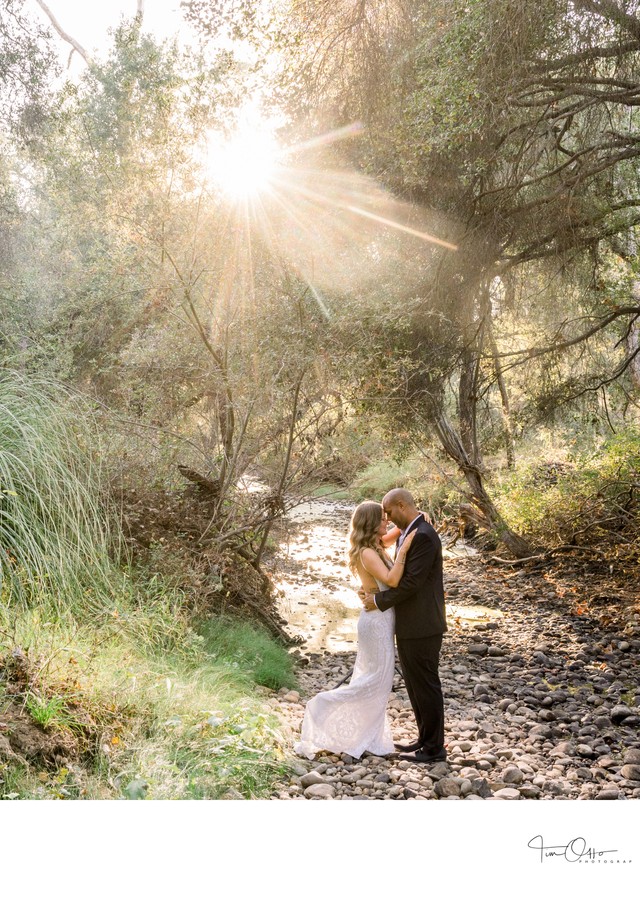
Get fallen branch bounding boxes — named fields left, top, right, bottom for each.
left=488, top=553, right=547, bottom=565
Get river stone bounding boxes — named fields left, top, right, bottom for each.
left=282, top=691, right=301, bottom=704
left=468, top=644, right=489, bottom=655
left=529, top=724, right=552, bottom=737
left=518, top=784, right=542, bottom=798
left=503, top=766, right=525, bottom=784
left=595, top=789, right=621, bottom=800
left=494, top=787, right=521, bottom=800
left=471, top=778, right=493, bottom=798
left=300, top=771, right=326, bottom=788
left=620, top=764, right=640, bottom=780
left=611, top=705, right=633, bottom=724
left=434, top=778, right=460, bottom=798
left=624, top=748, right=640, bottom=764
left=304, top=783, right=336, bottom=799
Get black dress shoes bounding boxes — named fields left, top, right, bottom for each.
left=393, top=740, right=422, bottom=752
left=397, top=749, right=447, bottom=764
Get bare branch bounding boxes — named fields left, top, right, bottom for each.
left=34, top=0, right=91, bottom=64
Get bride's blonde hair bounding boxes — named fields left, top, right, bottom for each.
left=347, top=501, right=389, bottom=574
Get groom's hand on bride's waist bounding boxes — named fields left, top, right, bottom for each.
left=362, top=592, right=377, bottom=612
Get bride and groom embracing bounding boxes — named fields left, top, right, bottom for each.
left=295, top=488, right=447, bottom=765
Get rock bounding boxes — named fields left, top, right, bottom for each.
left=624, top=748, right=640, bottom=764
left=300, top=771, right=326, bottom=788
left=468, top=644, right=489, bottom=656
left=519, top=784, right=541, bottom=798
left=434, top=778, right=461, bottom=798
left=494, top=787, right=521, bottom=799
left=471, top=778, right=493, bottom=798
left=595, top=789, right=621, bottom=800
left=220, top=787, right=245, bottom=800
left=529, top=724, right=552, bottom=738
left=304, top=783, right=336, bottom=799
left=429, top=762, right=450, bottom=778
left=620, top=764, right=640, bottom=781
left=487, top=646, right=506, bottom=657
left=611, top=704, right=633, bottom=724
left=282, top=691, right=301, bottom=703
left=503, top=767, right=525, bottom=785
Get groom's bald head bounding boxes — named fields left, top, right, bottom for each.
left=382, top=488, right=419, bottom=529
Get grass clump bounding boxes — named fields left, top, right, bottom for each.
left=0, top=373, right=117, bottom=618
left=199, top=616, right=297, bottom=691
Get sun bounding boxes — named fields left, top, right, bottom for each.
left=204, top=123, right=280, bottom=201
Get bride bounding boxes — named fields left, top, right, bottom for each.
left=294, top=500, right=416, bottom=760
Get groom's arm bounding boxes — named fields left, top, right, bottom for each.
left=374, top=531, right=438, bottom=611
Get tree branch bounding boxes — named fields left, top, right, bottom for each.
left=34, top=0, right=91, bottom=64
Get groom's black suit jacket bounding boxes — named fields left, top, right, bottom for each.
left=375, top=518, right=447, bottom=639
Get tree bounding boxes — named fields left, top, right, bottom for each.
left=248, top=0, right=640, bottom=554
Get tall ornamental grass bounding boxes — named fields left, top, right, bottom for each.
left=0, top=373, right=118, bottom=617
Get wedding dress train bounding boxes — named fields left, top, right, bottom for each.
left=294, top=581, right=395, bottom=759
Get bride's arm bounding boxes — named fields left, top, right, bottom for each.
left=380, top=525, right=401, bottom=548
left=360, top=532, right=416, bottom=588
left=380, top=512, right=429, bottom=549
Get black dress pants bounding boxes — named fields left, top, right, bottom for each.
left=396, top=634, right=444, bottom=754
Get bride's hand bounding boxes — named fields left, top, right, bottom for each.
left=398, top=529, right=416, bottom=559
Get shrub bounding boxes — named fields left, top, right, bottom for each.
left=494, top=427, right=640, bottom=549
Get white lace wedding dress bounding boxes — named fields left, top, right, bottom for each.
left=294, top=578, right=396, bottom=759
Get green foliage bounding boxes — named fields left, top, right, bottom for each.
left=24, top=694, right=73, bottom=730
left=0, top=372, right=117, bottom=616
left=350, top=459, right=406, bottom=501
left=495, top=428, right=640, bottom=547
left=199, top=616, right=296, bottom=691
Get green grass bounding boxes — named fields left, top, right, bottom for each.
left=0, top=372, right=119, bottom=618
left=0, top=372, right=297, bottom=800
left=25, top=694, right=72, bottom=729
left=199, top=616, right=297, bottom=691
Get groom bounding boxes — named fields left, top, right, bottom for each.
left=361, top=488, right=447, bottom=763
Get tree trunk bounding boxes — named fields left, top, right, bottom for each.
left=432, top=412, right=533, bottom=557
left=626, top=315, right=640, bottom=392
left=486, top=321, right=516, bottom=468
